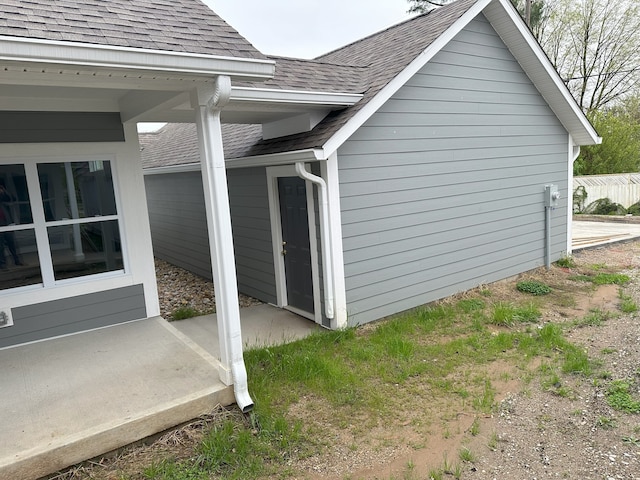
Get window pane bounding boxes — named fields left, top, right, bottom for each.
left=38, top=161, right=117, bottom=221
left=48, top=220, right=123, bottom=280
left=0, top=164, right=33, bottom=225
left=0, top=229, right=42, bottom=290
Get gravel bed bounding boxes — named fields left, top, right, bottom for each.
left=154, top=258, right=261, bottom=319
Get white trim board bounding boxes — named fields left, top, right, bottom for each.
left=266, top=165, right=321, bottom=324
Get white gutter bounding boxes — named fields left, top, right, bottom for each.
left=295, top=162, right=334, bottom=319
left=142, top=149, right=325, bottom=175
left=0, top=35, right=275, bottom=80
left=231, top=86, right=363, bottom=106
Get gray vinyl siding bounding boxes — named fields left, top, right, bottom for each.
left=337, top=14, right=569, bottom=325
left=0, top=285, right=146, bottom=348
left=0, top=112, right=124, bottom=143
left=144, top=168, right=277, bottom=304
left=145, top=171, right=213, bottom=279
left=227, top=167, right=277, bottom=303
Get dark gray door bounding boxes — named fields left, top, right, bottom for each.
left=278, top=177, right=314, bottom=314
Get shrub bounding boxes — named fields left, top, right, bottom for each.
left=584, top=198, right=626, bottom=215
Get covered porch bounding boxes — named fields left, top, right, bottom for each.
left=0, top=305, right=317, bottom=480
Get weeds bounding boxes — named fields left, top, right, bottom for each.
left=569, top=273, right=630, bottom=285
left=171, top=306, right=200, bottom=320
left=517, top=280, right=552, bottom=296
left=618, top=289, right=638, bottom=313
left=606, top=380, right=640, bottom=413
left=555, top=256, right=576, bottom=268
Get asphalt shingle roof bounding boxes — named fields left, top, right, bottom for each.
left=222, top=0, right=478, bottom=158
left=0, top=0, right=265, bottom=59
left=140, top=0, right=479, bottom=163
left=236, top=56, right=368, bottom=94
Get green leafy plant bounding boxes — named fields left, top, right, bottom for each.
left=516, top=280, right=552, bottom=296
left=555, top=256, right=576, bottom=268
left=606, top=380, right=640, bottom=413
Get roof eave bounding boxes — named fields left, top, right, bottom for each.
left=0, top=35, right=276, bottom=82
left=231, top=86, right=363, bottom=107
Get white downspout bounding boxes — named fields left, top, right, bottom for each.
left=194, top=76, right=253, bottom=412
left=567, top=137, right=581, bottom=255
left=295, top=162, right=334, bottom=319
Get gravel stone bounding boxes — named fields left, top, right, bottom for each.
left=155, top=258, right=261, bottom=319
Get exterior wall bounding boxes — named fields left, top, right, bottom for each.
left=0, top=285, right=146, bottom=348
left=337, top=14, right=570, bottom=325
left=144, top=167, right=277, bottom=304
left=0, top=122, right=159, bottom=348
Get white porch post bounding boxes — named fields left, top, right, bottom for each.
left=192, top=77, right=253, bottom=412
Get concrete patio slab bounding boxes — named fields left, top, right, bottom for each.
left=572, top=220, right=640, bottom=250
left=171, top=304, right=320, bottom=358
left=0, top=304, right=317, bottom=480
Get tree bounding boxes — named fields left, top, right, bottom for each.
left=408, top=0, right=545, bottom=32
left=574, top=97, right=640, bottom=175
left=540, top=0, right=640, bottom=113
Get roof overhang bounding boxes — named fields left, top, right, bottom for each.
left=143, top=148, right=325, bottom=175
left=0, top=35, right=275, bottom=81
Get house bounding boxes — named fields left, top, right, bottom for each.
left=141, top=0, right=600, bottom=330
left=0, top=0, right=307, bottom=420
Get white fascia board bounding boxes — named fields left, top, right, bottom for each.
left=142, top=148, right=325, bottom=175
left=320, top=0, right=492, bottom=157
left=225, top=148, right=325, bottom=169
left=483, top=0, right=601, bottom=146
left=231, top=86, right=363, bottom=106
left=142, top=163, right=200, bottom=175
left=0, top=35, right=275, bottom=81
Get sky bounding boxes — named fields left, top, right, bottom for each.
left=203, top=0, right=415, bottom=59
left=139, top=1, right=414, bottom=132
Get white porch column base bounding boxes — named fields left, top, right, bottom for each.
left=192, top=77, right=253, bottom=411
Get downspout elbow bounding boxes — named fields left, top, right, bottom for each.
left=231, top=360, right=254, bottom=413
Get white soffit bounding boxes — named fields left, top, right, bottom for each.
left=483, top=0, right=600, bottom=146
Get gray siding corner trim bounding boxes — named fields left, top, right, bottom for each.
left=0, top=112, right=125, bottom=143
left=0, top=284, right=146, bottom=349
left=338, top=14, right=569, bottom=326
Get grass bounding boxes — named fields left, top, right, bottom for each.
left=78, top=257, right=638, bottom=480
left=618, top=289, right=638, bottom=313
left=569, top=272, right=630, bottom=285
left=171, top=306, right=201, bottom=320
left=606, top=380, right=640, bottom=413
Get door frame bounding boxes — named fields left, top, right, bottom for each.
left=266, top=165, right=321, bottom=323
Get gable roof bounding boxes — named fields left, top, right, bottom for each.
left=0, top=0, right=265, bottom=59
left=218, top=0, right=479, bottom=159
left=141, top=0, right=600, bottom=167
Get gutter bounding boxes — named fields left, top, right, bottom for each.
left=295, top=162, right=334, bottom=319
left=0, top=35, right=275, bottom=81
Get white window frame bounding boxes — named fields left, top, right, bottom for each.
left=0, top=154, right=128, bottom=293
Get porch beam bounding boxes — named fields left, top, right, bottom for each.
left=192, top=77, right=253, bottom=412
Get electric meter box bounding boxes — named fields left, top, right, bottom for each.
left=544, top=184, right=560, bottom=208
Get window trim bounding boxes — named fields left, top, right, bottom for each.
left=0, top=154, right=128, bottom=291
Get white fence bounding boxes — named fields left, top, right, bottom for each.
left=574, top=174, right=640, bottom=209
